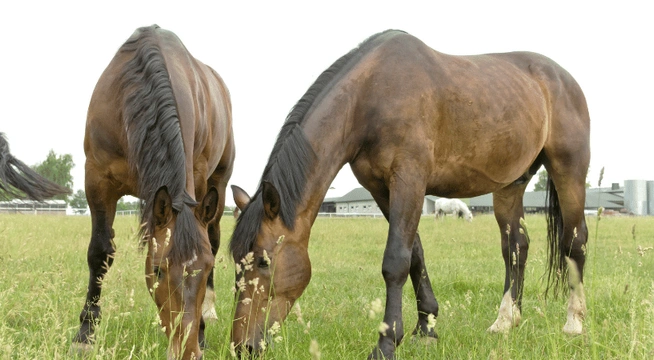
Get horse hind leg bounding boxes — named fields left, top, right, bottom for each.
left=488, top=183, right=530, bottom=333
left=545, top=169, right=588, bottom=335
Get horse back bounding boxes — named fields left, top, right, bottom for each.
left=156, top=32, right=234, bottom=195
left=345, top=33, right=588, bottom=197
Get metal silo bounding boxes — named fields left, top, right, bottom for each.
left=624, top=180, right=648, bottom=215
left=648, top=181, right=654, bottom=215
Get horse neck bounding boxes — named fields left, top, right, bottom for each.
left=295, top=93, right=359, bottom=223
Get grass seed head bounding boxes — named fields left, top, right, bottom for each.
left=309, top=339, right=321, bottom=360
left=378, top=322, right=389, bottom=336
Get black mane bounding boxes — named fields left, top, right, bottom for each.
left=119, top=25, right=199, bottom=263
left=229, top=30, right=405, bottom=261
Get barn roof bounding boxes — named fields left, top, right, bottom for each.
left=336, top=187, right=375, bottom=202
left=329, top=186, right=624, bottom=210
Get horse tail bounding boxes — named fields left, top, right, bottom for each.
left=0, top=133, right=70, bottom=201
left=545, top=174, right=566, bottom=298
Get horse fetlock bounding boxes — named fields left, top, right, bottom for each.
left=488, top=291, right=521, bottom=333
left=563, top=283, right=586, bottom=335
left=367, top=343, right=396, bottom=360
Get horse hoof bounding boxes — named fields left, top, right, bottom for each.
left=69, top=342, right=94, bottom=357
left=367, top=347, right=395, bottom=360
left=562, top=318, right=583, bottom=335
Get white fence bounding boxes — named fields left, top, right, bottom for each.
left=317, top=212, right=385, bottom=218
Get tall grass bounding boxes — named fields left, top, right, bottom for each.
left=0, top=213, right=652, bottom=358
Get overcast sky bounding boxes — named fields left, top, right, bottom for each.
left=1, top=1, right=651, bottom=205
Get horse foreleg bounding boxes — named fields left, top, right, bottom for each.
left=72, top=185, right=118, bottom=351
left=200, top=179, right=227, bottom=348
left=488, top=185, right=529, bottom=333
left=202, top=221, right=220, bottom=323
left=369, top=183, right=424, bottom=360
left=409, top=233, right=439, bottom=339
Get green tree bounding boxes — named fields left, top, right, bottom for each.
left=533, top=168, right=592, bottom=191
left=69, top=189, right=88, bottom=210
left=533, top=169, right=549, bottom=191
left=32, top=150, right=74, bottom=201
left=116, top=197, right=140, bottom=212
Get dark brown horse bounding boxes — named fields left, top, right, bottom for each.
left=230, top=30, right=589, bottom=358
left=0, top=133, right=70, bottom=200
left=72, top=25, right=234, bottom=360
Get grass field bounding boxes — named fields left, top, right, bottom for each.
left=0, top=213, right=652, bottom=359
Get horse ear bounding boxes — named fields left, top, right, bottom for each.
left=200, top=187, right=219, bottom=224
left=231, top=185, right=250, bottom=211
left=153, top=186, right=173, bottom=226
left=262, top=181, right=280, bottom=219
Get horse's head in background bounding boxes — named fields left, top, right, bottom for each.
left=143, top=186, right=219, bottom=358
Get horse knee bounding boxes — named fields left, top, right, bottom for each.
left=87, top=236, right=116, bottom=270
left=381, top=252, right=412, bottom=284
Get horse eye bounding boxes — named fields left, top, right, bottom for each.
left=153, top=266, right=164, bottom=278
left=257, top=257, right=270, bottom=269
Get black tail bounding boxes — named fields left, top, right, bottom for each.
left=545, top=175, right=567, bottom=298
left=0, top=133, right=71, bottom=201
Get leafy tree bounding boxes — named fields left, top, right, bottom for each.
left=533, top=169, right=549, bottom=191
left=116, top=197, right=140, bottom=212
left=69, top=189, right=88, bottom=209
left=533, top=168, right=592, bottom=191
left=32, top=150, right=74, bottom=201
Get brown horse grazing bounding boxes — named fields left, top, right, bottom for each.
left=229, top=30, right=589, bottom=358
left=0, top=133, right=71, bottom=200
left=72, top=25, right=234, bottom=360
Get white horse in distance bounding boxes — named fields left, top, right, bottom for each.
left=434, top=198, right=473, bottom=222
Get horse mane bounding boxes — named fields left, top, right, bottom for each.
left=119, top=25, right=199, bottom=263
left=230, top=29, right=406, bottom=261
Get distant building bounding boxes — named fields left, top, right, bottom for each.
left=0, top=199, right=67, bottom=215
left=321, top=182, right=629, bottom=215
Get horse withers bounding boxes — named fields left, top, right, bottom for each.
left=229, top=30, right=589, bottom=359
left=72, top=25, right=234, bottom=360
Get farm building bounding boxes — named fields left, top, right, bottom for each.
left=321, top=182, right=628, bottom=216
left=0, top=199, right=67, bottom=215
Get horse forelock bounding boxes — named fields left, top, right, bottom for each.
left=118, top=26, right=198, bottom=262
left=229, top=30, right=406, bottom=261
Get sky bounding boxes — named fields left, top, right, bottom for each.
left=1, top=1, right=651, bottom=206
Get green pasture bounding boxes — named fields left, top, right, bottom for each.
left=0, top=213, right=652, bottom=359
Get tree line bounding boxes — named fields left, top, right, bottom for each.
left=0, top=149, right=141, bottom=211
